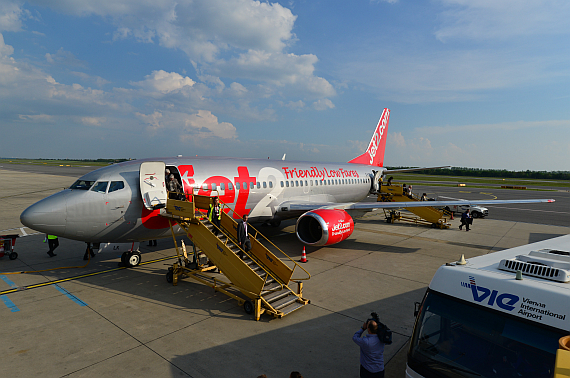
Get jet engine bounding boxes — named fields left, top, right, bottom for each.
left=296, top=209, right=354, bottom=246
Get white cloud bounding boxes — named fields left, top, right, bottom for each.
left=45, top=48, right=86, bottom=67
left=81, top=116, right=106, bottom=126
left=435, top=0, right=570, bottom=42
left=312, top=98, right=334, bottom=111
left=183, top=110, right=237, bottom=140
left=416, top=119, right=570, bottom=135
left=18, top=114, right=54, bottom=122
left=0, top=2, right=30, bottom=32
left=136, top=111, right=163, bottom=132
left=131, top=70, right=195, bottom=93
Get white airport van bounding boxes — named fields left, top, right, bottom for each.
left=407, top=234, right=570, bottom=377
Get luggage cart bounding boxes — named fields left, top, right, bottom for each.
left=0, top=234, right=19, bottom=260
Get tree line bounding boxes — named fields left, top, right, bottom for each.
left=386, top=167, right=570, bottom=181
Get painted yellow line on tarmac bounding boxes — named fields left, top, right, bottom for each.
left=0, top=255, right=176, bottom=296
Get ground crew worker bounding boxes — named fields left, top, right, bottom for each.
left=46, top=234, right=59, bottom=257
left=460, top=209, right=472, bottom=231
left=207, top=197, right=222, bottom=236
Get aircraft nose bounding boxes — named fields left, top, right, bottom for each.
left=20, top=191, right=67, bottom=235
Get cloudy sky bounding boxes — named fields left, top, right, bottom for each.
left=1, top=0, right=569, bottom=170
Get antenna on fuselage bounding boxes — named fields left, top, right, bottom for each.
left=282, top=153, right=286, bottom=160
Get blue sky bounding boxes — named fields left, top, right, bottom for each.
left=1, top=0, right=569, bottom=170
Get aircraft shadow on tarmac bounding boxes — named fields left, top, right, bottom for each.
left=161, top=289, right=425, bottom=378
left=528, top=233, right=566, bottom=244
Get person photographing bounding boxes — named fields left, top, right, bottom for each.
left=353, top=317, right=385, bottom=378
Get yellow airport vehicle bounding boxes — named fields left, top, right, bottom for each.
left=160, top=195, right=310, bottom=321
left=377, top=183, right=451, bottom=229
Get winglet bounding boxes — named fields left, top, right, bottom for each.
left=348, top=108, right=390, bottom=167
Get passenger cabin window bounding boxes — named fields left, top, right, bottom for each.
left=202, top=183, right=208, bottom=190
left=91, top=181, right=108, bottom=193
left=295, top=181, right=299, bottom=187
left=108, top=181, right=124, bottom=193
left=300, top=180, right=303, bottom=187
left=250, top=182, right=254, bottom=189
left=236, top=182, right=240, bottom=190
left=286, top=181, right=289, bottom=187
left=305, top=180, right=308, bottom=186
left=281, top=181, right=284, bottom=187
left=211, top=183, right=217, bottom=191
left=70, top=180, right=95, bottom=190
left=220, top=183, right=225, bottom=190
left=263, top=182, right=267, bottom=189
left=269, top=181, right=273, bottom=188
left=228, top=183, right=233, bottom=190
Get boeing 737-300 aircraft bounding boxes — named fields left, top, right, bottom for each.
left=20, top=109, right=554, bottom=264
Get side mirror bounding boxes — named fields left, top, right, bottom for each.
left=414, top=302, right=421, bottom=317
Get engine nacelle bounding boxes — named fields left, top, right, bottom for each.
left=296, top=209, right=354, bottom=246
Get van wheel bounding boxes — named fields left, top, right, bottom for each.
left=472, top=212, right=480, bottom=218
left=9, top=252, right=18, bottom=260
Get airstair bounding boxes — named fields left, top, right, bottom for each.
left=377, top=184, right=451, bottom=229
left=160, top=195, right=311, bottom=321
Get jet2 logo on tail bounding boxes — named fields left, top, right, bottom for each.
left=368, top=109, right=389, bottom=165
left=461, top=276, right=519, bottom=311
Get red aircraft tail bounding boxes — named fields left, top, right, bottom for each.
left=348, top=108, right=390, bottom=167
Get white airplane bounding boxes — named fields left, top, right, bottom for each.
left=20, top=108, right=554, bottom=263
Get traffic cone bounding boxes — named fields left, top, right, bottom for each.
left=450, top=212, right=454, bottom=220
left=300, top=247, right=308, bottom=263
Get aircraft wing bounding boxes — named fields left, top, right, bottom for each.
left=383, top=166, right=450, bottom=174
left=285, top=198, right=555, bottom=212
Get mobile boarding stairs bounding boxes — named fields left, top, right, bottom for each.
left=377, top=183, right=452, bottom=229
left=160, top=195, right=311, bottom=321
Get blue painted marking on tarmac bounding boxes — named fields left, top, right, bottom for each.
left=53, top=284, right=88, bottom=307
left=0, top=294, right=20, bottom=312
left=1, top=275, right=18, bottom=289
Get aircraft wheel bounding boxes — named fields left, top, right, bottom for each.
left=121, top=252, right=130, bottom=265
left=243, top=300, right=254, bottom=315
left=166, top=270, right=174, bottom=284
left=270, top=220, right=281, bottom=227
left=127, top=251, right=141, bottom=267
left=9, top=252, right=18, bottom=260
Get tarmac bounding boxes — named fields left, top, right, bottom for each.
left=1, top=166, right=569, bottom=378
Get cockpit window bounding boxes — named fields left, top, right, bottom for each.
left=91, top=181, right=109, bottom=193
left=70, top=180, right=95, bottom=190
left=108, top=181, right=125, bottom=193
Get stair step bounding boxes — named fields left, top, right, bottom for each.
left=263, top=290, right=290, bottom=303
left=271, top=294, right=299, bottom=310
left=278, top=301, right=306, bottom=316
left=261, top=282, right=282, bottom=294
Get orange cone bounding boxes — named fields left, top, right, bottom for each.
left=300, top=247, right=308, bottom=263
left=450, top=212, right=454, bottom=220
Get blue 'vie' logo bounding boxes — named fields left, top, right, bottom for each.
left=461, top=276, right=519, bottom=311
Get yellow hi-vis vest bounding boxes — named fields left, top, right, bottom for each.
left=208, top=204, right=221, bottom=221
left=47, top=235, right=58, bottom=240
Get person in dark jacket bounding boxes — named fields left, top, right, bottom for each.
left=236, top=214, right=251, bottom=258
left=460, top=209, right=472, bottom=231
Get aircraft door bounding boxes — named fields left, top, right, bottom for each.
left=139, top=162, right=167, bottom=210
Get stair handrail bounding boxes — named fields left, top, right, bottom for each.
left=192, top=193, right=311, bottom=282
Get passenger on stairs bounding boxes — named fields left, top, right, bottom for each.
left=167, top=174, right=183, bottom=199
left=208, top=197, right=222, bottom=236
left=237, top=214, right=252, bottom=258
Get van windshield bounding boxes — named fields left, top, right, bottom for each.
left=70, top=180, right=95, bottom=190
left=408, top=290, right=564, bottom=378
